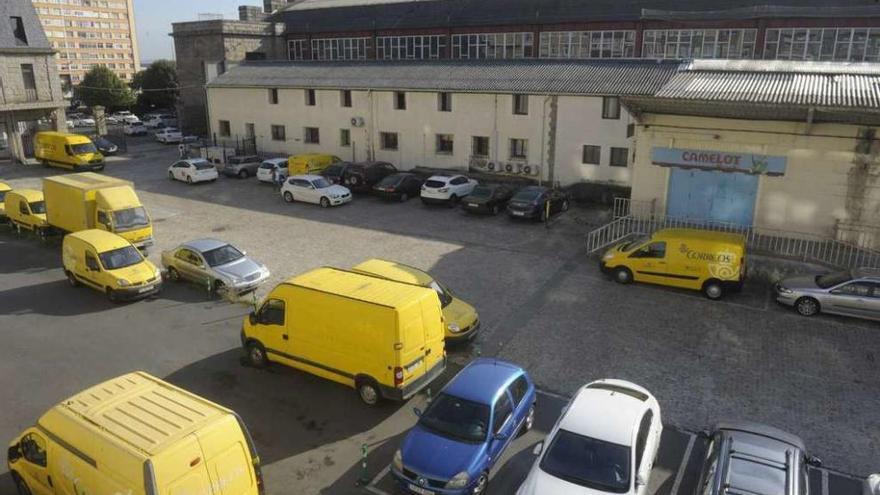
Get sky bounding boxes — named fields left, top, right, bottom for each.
left=134, top=0, right=263, bottom=64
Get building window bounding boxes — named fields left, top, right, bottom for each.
left=539, top=31, right=636, bottom=59
left=288, top=39, right=306, bottom=60
left=642, top=29, right=757, bottom=59
left=763, top=27, right=880, bottom=62
left=602, top=97, right=620, bottom=119
left=341, top=90, right=352, bottom=107
left=245, top=123, right=255, bottom=138
left=305, top=89, right=316, bottom=106
left=10, top=17, right=28, bottom=46
left=271, top=125, right=286, bottom=141
left=21, top=64, right=37, bottom=101
left=436, top=134, right=454, bottom=154
left=393, top=91, right=406, bottom=110
left=472, top=136, right=489, bottom=157
left=380, top=132, right=399, bottom=150
left=268, top=88, right=279, bottom=104
left=311, top=37, right=370, bottom=61
left=304, top=127, right=320, bottom=144
left=218, top=120, right=231, bottom=137
left=377, top=35, right=446, bottom=60
left=451, top=32, right=533, bottom=59
left=438, top=92, right=452, bottom=112
left=340, top=129, right=350, bottom=147
left=582, top=145, right=601, bottom=165
left=610, top=147, right=628, bottom=167
left=513, top=94, right=528, bottom=115
left=510, top=139, right=528, bottom=159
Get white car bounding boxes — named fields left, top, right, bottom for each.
left=420, top=174, right=478, bottom=205
left=168, top=158, right=218, bottom=184
left=145, top=114, right=177, bottom=129
left=155, top=128, right=183, bottom=144
left=517, top=379, right=663, bottom=495
left=124, top=122, right=148, bottom=136
left=281, top=174, right=352, bottom=208
left=121, top=115, right=141, bottom=125
left=73, top=117, right=95, bottom=127
left=256, top=157, right=289, bottom=183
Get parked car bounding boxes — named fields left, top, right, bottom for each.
left=161, top=239, right=270, bottom=295
left=694, top=422, right=819, bottom=495
left=168, top=158, right=218, bottom=184
left=517, top=379, right=662, bottom=495
left=155, top=127, right=183, bottom=144
left=281, top=174, right=352, bottom=208
left=63, top=229, right=162, bottom=301
left=322, top=161, right=397, bottom=192
left=145, top=114, right=178, bottom=129
left=123, top=122, right=147, bottom=136
left=461, top=184, right=515, bottom=215
left=121, top=114, right=141, bottom=125
left=256, top=157, right=290, bottom=183
left=222, top=155, right=262, bottom=179
left=507, top=186, right=570, bottom=221
left=421, top=174, right=479, bottom=206
left=111, top=110, right=134, bottom=120
left=0, top=181, right=11, bottom=222
left=373, top=172, right=423, bottom=202
left=104, top=115, right=119, bottom=125
left=775, top=267, right=880, bottom=320
left=65, top=119, right=75, bottom=129
left=287, top=153, right=342, bottom=175
left=4, top=189, right=49, bottom=236
left=92, top=136, right=118, bottom=155
left=392, top=358, right=536, bottom=495
left=73, top=116, right=95, bottom=127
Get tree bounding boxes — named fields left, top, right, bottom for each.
left=131, top=60, right=179, bottom=112
left=74, top=66, right=135, bottom=110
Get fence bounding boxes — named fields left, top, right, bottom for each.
left=212, top=134, right=257, bottom=156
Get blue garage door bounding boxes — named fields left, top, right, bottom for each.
left=666, top=168, right=758, bottom=226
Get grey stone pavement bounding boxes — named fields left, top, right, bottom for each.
left=0, top=137, right=876, bottom=494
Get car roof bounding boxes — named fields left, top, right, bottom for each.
left=181, top=158, right=208, bottom=164
left=351, top=259, right=434, bottom=286
left=426, top=175, right=455, bottom=181
left=263, top=157, right=288, bottom=164
left=290, top=174, right=323, bottom=180
left=10, top=188, right=44, bottom=201
left=853, top=267, right=880, bottom=280
left=516, top=185, right=548, bottom=193
left=715, top=422, right=806, bottom=495
left=715, top=421, right=806, bottom=452
left=560, top=380, right=653, bottom=446
left=653, top=228, right=746, bottom=245
left=443, top=358, right=523, bottom=405
left=180, top=238, right=229, bottom=253
left=69, top=229, right=132, bottom=251
left=0, top=181, right=11, bottom=191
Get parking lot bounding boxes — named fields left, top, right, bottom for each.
left=0, top=137, right=875, bottom=494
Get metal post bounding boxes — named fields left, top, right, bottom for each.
left=357, top=443, right=370, bottom=486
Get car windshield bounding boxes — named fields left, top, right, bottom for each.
left=71, top=142, right=98, bottom=154
left=29, top=201, right=46, bottom=214
left=99, top=246, right=143, bottom=270
left=816, top=270, right=853, bottom=289
left=620, top=235, right=650, bottom=252
left=201, top=244, right=245, bottom=267
left=469, top=186, right=493, bottom=198
left=512, top=190, right=542, bottom=202
left=311, top=177, right=332, bottom=188
left=425, top=179, right=446, bottom=188
left=429, top=281, right=453, bottom=308
left=194, top=162, right=214, bottom=170
left=0, top=190, right=7, bottom=202
left=540, top=430, right=632, bottom=493
left=418, top=393, right=490, bottom=443
left=112, top=207, right=149, bottom=231
left=378, top=175, right=403, bottom=187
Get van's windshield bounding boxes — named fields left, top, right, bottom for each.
left=29, top=201, right=46, bottom=214
left=99, top=246, right=143, bottom=270
left=429, top=281, right=453, bottom=308
left=70, top=142, right=98, bottom=155
left=112, top=207, right=150, bottom=231
left=620, top=235, right=650, bottom=251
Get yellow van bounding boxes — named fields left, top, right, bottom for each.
left=7, top=371, right=264, bottom=495
left=62, top=229, right=162, bottom=301
left=0, top=181, right=11, bottom=222
left=351, top=259, right=480, bottom=343
left=287, top=153, right=341, bottom=175
left=34, top=131, right=105, bottom=171
left=5, top=189, right=49, bottom=236
left=241, top=267, right=446, bottom=405
left=600, top=228, right=746, bottom=300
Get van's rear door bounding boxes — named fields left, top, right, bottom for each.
left=398, top=302, right=429, bottom=384
left=156, top=435, right=217, bottom=495
left=419, top=295, right=445, bottom=372
left=196, top=416, right=258, bottom=495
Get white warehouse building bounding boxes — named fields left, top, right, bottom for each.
left=205, top=59, right=682, bottom=187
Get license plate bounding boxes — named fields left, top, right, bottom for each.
left=407, top=484, right=435, bottom=495
left=138, top=286, right=152, bottom=294
left=512, top=211, right=525, bottom=216
left=467, top=203, right=478, bottom=208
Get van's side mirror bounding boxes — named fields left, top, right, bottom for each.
left=494, top=431, right=509, bottom=441
left=532, top=442, right=543, bottom=456
left=635, top=475, right=646, bottom=487
left=412, top=407, right=422, bottom=417
left=7, top=444, right=21, bottom=463
left=807, top=455, right=823, bottom=467
left=248, top=312, right=257, bottom=326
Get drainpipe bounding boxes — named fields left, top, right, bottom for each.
left=543, top=95, right=558, bottom=186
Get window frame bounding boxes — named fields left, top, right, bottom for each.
left=602, top=96, right=621, bottom=120
left=610, top=147, right=629, bottom=167
left=339, top=128, right=351, bottom=147
left=380, top=131, right=399, bottom=151
left=258, top=298, right=285, bottom=326
left=512, top=94, right=529, bottom=115
left=270, top=124, right=286, bottom=142
left=305, top=88, right=316, bottom=106
left=340, top=89, right=352, bottom=107
left=435, top=134, right=454, bottom=155
left=268, top=88, right=279, bottom=105
left=218, top=120, right=231, bottom=137
left=304, top=126, right=320, bottom=144
left=394, top=91, right=407, bottom=110
left=472, top=136, right=490, bottom=157
left=582, top=145, right=601, bottom=165
left=508, top=375, right=530, bottom=406
left=509, top=138, right=528, bottom=160
left=492, top=392, right=514, bottom=435
left=438, top=92, right=452, bottom=112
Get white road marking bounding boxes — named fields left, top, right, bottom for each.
left=670, top=433, right=697, bottom=495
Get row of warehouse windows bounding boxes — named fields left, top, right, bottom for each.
left=287, top=27, right=880, bottom=62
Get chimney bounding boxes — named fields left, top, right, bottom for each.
left=239, top=5, right=267, bottom=21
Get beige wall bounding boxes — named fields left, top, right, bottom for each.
left=630, top=114, right=880, bottom=238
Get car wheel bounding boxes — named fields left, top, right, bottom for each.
left=356, top=378, right=381, bottom=406
left=12, top=473, right=32, bottom=495
left=520, top=404, right=535, bottom=435
left=796, top=297, right=820, bottom=317
left=66, top=270, right=79, bottom=288
left=238, top=169, right=249, bottom=179
left=167, top=267, right=180, bottom=282
left=614, top=267, right=633, bottom=284
left=561, top=200, right=570, bottom=212
left=169, top=171, right=174, bottom=180
left=492, top=204, right=500, bottom=215
left=247, top=341, right=268, bottom=368
left=186, top=175, right=193, bottom=184
left=320, top=197, right=330, bottom=208
left=703, top=280, right=724, bottom=300
left=473, top=472, right=489, bottom=495
left=212, top=280, right=226, bottom=296
left=283, top=191, right=294, bottom=203
left=448, top=194, right=459, bottom=207
left=399, top=193, right=408, bottom=202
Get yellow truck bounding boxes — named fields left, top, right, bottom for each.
left=43, top=172, right=153, bottom=249
left=4, top=189, right=49, bottom=236
left=241, top=267, right=446, bottom=405
left=287, top=153, right=342, bottom=175
left=0, top=181, right=11, bottom=222
left=7, top=371, right=264, bottom=495
left=34, top=132, right=105, bottom=171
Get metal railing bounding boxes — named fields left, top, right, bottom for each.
left=612, top=197, right=656, bottom=219
left=835, top=220, right=880, bottom=251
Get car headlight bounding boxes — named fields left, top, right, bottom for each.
left=392, top=449, right=403, bottom=472
left=602, top=252, right=615, bottom=261
left=445, top=471, right=470, bottom=489
left=153, top=268, right=161, bottom=279
left=777, top=285, right=793, bottom=294
left=447, top=323, right=461, bottom=333
left=439, top=187, right=449, bottom=193
left=117, top=279, right=131, bottom=287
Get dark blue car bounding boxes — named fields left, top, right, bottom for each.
left=392, top=358, right=536, bottom=495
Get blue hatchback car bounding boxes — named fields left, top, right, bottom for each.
left=392, top=358, right=537, bottom=495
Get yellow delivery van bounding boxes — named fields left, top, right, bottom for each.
left=241, top=267, right=446, bottom=405
left=0, top=181, right=11, bottom=222
left=600, top=228, right=746, bottom=300
left=287, top=153, right=341, bottom=175
left=5, top=189, right=49, bottom=236
left=7, top=371, right=264, bottom=495
left=34, top=132, right=104, bottom=171
left=62, top=229, right=162, bottom=301
left=351, top=259, right=480, bottom=343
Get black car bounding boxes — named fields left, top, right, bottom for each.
left=460, top=184, right=514, bottom=215
left=321, top=161, right=397, bottom=192
left=507, top=185, right=570, bottom=220
left=92, top=136, right=119, bottom=155
left=372, top=172, right=423, bottom=201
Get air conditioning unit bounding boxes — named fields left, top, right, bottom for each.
left=350, top=116, right=365, bottom=127
left=522, top=164, right=540, bottom=176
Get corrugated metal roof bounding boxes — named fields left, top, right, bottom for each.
left=208, top=59, right=684, bottom=96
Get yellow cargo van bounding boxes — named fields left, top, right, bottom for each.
left=0, top=181, right=11, bottom=221
left=34, top=132, right=105, bottom=171
left=600, top=228, right=746, bottom=300
left=62, top=229, right=162, bottom=301
left=5, top=189, right=49, bottom=236
left=287, top=153, right=341, bottom=175
left=7, top=371, right=264, bottom=495
left=351, top=259, right=480, bottom=343
left=241, top=267, right=446, bottom=405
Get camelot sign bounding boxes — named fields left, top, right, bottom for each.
left=651, top=147, right=787, bottom=176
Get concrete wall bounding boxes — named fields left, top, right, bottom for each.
left=0, top=52, right=61, bottom=108
left=630, top=114, right=880, bottom=237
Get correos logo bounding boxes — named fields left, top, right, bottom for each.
left=680, top=244, right=738, bottom=280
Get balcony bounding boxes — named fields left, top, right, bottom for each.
left=24, top=89, right=38, bottom=102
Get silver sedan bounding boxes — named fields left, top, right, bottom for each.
left=161, top=239, right=270, bottom=295
left=775, top=267, right=880, bottom=321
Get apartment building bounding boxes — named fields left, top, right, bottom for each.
left=30, top=0, right=140, bottom=88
